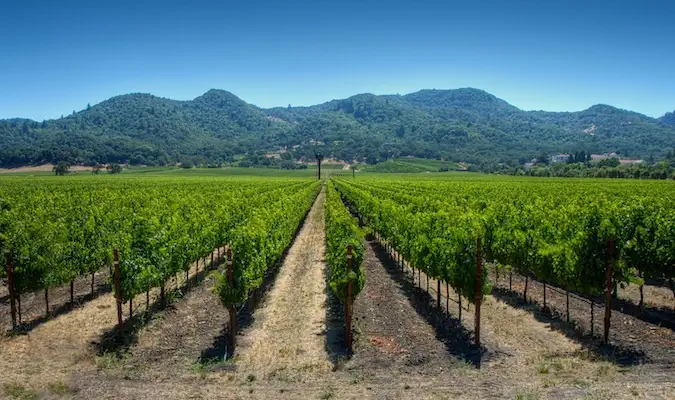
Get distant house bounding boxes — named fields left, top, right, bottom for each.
left=524, top=162, right=535, bottom=170
left=591, top=152, right=619, bottom=161
left=551, top=154, right=570, bottom=163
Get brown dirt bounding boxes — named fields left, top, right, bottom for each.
left=347, top=239, right=467, bottom=378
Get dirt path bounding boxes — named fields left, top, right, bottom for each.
left=348, top=239, right=467, bottom=378
left=234, top=187, right=333, bottom=382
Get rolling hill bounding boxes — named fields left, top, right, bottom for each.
left=660, top=111, right=675, bottom=126
left=1, top=88, right=673, bottom=167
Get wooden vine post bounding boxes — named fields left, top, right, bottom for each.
left=437, top=279, right=442, bottom=309
left=227, top=248, right=237, bottom=354
left=566, top=290, right=570, bottom=323
left=474, top=237, right=483, bottom=347
left=543, top=281, right=547, bottom=311
left=5, top=253, right=17, bottom=329
left=603, top=238, right=615, bottom=345
left=346, top=245, right=354, bottom=351
left=113, top=249, right=123, bottom=332
left=590, top=299, right=594, bottom=336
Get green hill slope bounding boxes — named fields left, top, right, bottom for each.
left=1, top=88, right=673, bottom=167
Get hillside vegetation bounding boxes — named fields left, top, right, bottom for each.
left=365, top=157, right=460, bottom=173
left=660, top=111, right=675, bottom=126
left=1, top=88, right=674, bottom=167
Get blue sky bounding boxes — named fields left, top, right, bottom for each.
left=1, top=0, right=674, bottom=120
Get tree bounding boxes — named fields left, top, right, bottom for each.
left=53, top=163, right=70, bottom=176
left=350, top=164, right=358, bottom=178
left=280, top=160, right=296, bottom=170
left=107, top=163, right=123, bottom=174
left=598, top=158, right=620, bottom=168
left=92, top=165, right=104, bottom=174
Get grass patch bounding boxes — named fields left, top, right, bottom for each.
left=47, top=381, right=73, bottom=395
left=319, top=387, right=335, bottom=399
left=191, top=357, right=236, bottom=379
left=573, top=379, right=590, bottom=388
left=596, top=364, right=614, bottom=377
left=3, top=383, right=39, bottom=400
left=96, top=352, right=123, bottom=370
left=515, top=392, right=538, bottom=400
left=537, top=361, right=563, bottom=374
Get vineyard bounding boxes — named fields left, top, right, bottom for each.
left=0, top=175, right=320, bottom=332
left=0, top=171, right=674, bottom=398
left=332, top=175, right=675, bottom=342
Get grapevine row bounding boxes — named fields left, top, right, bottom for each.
left=333, top=176, right=675, bottom=342
left=0, top=176, right=317, bottom=328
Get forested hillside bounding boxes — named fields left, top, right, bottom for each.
left=1, top=88, right=673, bottom=167
left=660, top=111, right=675, bottom=126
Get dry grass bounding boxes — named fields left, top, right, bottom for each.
left=619, top=283, right=674, bottom=310
left=233, top=188, right=333, bottom=382
left=0, top=289, right=113, bottom=392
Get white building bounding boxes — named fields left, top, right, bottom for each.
left=551, top=154, right=570, bottom=163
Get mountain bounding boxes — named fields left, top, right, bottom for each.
left=1, top=88, right=674, bottom=167
left=660, top=111, right=675, bottom=126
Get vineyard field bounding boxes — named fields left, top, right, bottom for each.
left=0, top=171, right=673, bottom=399
left=0, top=174, right=319, bottom=330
